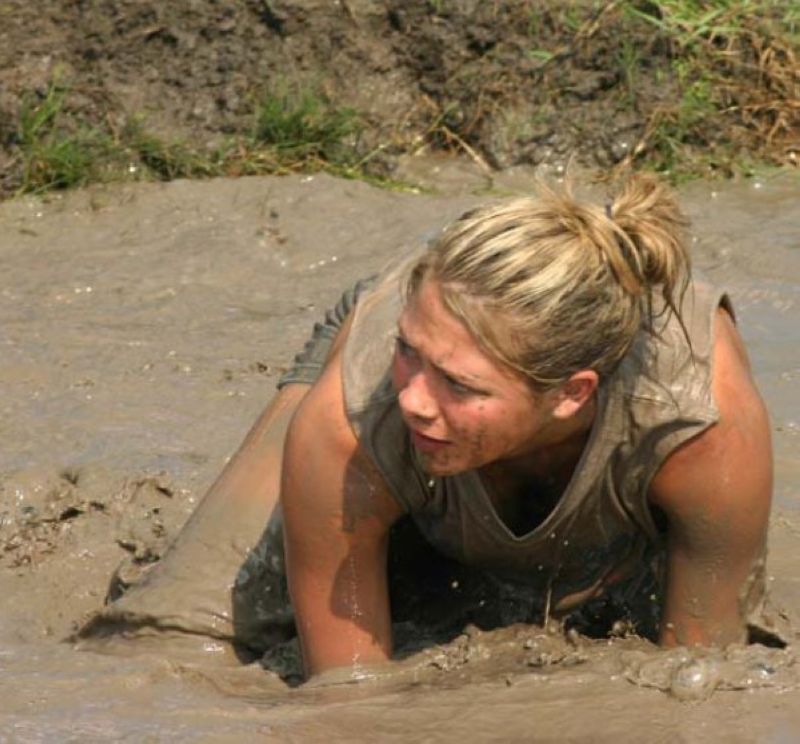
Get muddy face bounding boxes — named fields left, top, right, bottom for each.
left=392, top=278, right=550, bottom=476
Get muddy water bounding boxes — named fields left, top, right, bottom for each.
left=0, top=168, right=798, bottom=741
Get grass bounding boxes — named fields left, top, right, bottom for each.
left=12, top=83, right=217, bottom=194
left=17, top=83, right=106, bottom=192
left=252, top=85, right=361, bottom=165
left=401, top=0, right=796, bottom=180
left=491, top=0, right=799, bottom=179
left=617, top=38, right=641, bottom=109
left=121, top=119, right=220, bottom=181
left=613, top=0, right=800, bottom=177
left=8, top=80, right=380, bottom=197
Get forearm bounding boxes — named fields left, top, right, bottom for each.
left=289, top=537, right=394, bottom=678
left=658, top=537, right=754, bottom=647
left=168, top=383, right=308, bottom=547
left=656, top=474, right=770, bottom=648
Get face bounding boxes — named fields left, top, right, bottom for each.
left=392, top=278, right=557, bottom=477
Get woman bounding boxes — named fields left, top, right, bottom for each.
left=80, top=174, right=778, bottom=679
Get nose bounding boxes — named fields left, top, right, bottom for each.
left=397, top=368, right=438, bottom=423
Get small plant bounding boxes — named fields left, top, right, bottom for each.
left=4, top=1, right=796, bottom=199
left=618, top=38, right=641, bottom=108
left=252, top=84, right=361, bottom=166
left=121, top=119, right=217, bottom=181
left=527, top=48, right=555, bottom=63
left=525, top=7, right=545, bottom=37
left=18, top=83, right=64, bottom=147
left=16, top=83, right=104, bottom=193
left=625, top=0, right=752, bottom=50
left=4, top=78, right=387, bottom=199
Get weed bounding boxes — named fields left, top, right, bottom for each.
left=23, top=134, right=100, bottom=191
left=556, top=3, right=584, bottom=34
left=18, top=84, right=64, bottom=146
left=527, top=49, right=555, bottom=63
left=121, top=119, right=218, bottom=181
left=612, top=0, right=800, bottom=177
left=16, top=83, right=105, bottom=193
left=618, top=39, right=641, bottom=108
left=525, top=7, right=545, bottom=37
left=252, top=84, right=361, bottom=166
left=7, top=79, right=376, bottom=198
left=4, top=1, right=798, bottom=197
left=626, top=1, right=742, bottom=48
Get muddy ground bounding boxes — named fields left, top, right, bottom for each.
left=1, top=1, right=800, bottom=739
left=0, top=166, right=799, bottom=740
left=1, top=0, right=798, bottom=196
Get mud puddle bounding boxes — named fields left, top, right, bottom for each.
left=0, top=166, right=799, bottom=741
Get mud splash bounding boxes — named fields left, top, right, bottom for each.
left=1, top=167, right=799, bottom=740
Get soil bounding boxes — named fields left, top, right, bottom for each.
left=1, top=0, right=797, bottom=196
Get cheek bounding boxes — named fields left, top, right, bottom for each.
left=445, top=402, right=496, bottom=456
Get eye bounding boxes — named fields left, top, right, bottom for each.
left=395, top=335, right=416, bottom=358
left=443, top=374, right=476, bottom=397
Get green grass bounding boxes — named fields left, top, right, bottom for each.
left=617, top=38, right=641, bottom=109
left=9, top=80, right=374, bottom=197
left=121, top=118, right=220, bottom=181
left=17, top=84, right=106, bottom=192
left=252, top=84, right=361, bottom=165
left=423, top=0, right=797, bottom=181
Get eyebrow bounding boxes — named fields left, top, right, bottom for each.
left=395, top=324, right=486, bottom=391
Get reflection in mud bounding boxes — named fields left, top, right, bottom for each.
left=0, top=169, right=799, bottom=740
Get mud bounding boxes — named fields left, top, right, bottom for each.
left=0, top=166, right=799, bottom=740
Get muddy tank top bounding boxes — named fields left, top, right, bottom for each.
left=342, top=250, right=753, bottom=621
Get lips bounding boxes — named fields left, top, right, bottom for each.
left=409, top=428, right=450, bottom=453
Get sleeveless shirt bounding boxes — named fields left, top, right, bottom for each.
left=341, top=251, right=777, bottom=628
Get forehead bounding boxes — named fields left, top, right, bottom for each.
left=399, top=279, right=524, bottom=389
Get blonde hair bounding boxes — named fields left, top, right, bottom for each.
left=406, top=173, right=691, bottom=389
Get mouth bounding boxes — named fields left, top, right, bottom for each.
left=409, top=428, right=450, bottom=453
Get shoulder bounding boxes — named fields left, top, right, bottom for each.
left=649, top=306, right=772, bottom=522
left=284, top=334, right=403, bottom=534
left=286, top=310, right=373, bottom=480
left=612, top=276, right=724, bottom=413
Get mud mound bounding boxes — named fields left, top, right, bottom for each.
left=1, top=1, right=797, bottom=196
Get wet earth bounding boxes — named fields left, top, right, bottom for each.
left=0, top=164, right=798, bottom=740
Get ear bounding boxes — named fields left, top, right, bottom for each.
left=551, top=370, right=598, bottom=420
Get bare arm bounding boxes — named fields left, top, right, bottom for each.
left=650, top=308, right=772, bottom=647
left=281, top=343, right=404, bottom=678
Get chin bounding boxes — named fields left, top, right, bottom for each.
left=417, top=453, right=470, bottom=478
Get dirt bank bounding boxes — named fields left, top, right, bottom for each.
left=1, top=1, right=798, bottom=196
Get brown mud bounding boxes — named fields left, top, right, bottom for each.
left=0, top=165, right=799, bottom=740
left=1, top=0, right=798, bottom=196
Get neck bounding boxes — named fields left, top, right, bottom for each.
left=483, top=392, right=597, bottom=485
